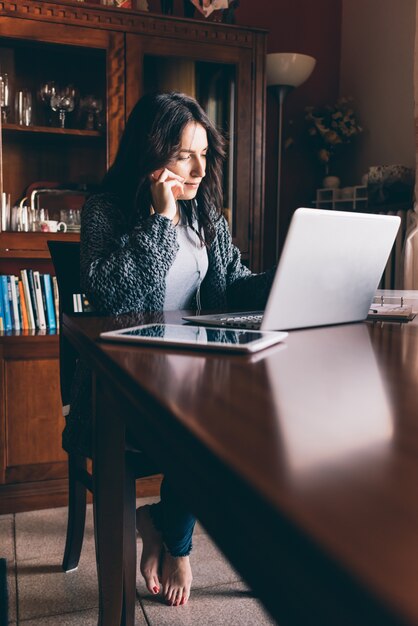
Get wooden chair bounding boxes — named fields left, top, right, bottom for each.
left=47, top=240, right=160, bottom=625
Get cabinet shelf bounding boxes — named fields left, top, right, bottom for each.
left=0, top=331, right=58, bottom=342
left=0, top=231, right=80, bottom=259
left=0, top=331, right=58, bottom=362
left=3, top=123, right=104, bottom=138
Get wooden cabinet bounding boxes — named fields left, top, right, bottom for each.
left=0, top=0, right=267, bottom=512
left=0, top=333, right=66, bottom=512
left=0, top=233, right=75, bottom=513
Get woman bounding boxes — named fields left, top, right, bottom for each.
left=64, top=92, right=273, bottom=607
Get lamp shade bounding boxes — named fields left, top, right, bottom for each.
left=266, top=52, right=316, bottom=88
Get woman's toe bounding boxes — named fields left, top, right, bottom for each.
left=163, top=584, right=171, bottom=603
left=143, top=574, right=155, bottom=594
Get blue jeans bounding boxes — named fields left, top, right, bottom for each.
left=149, top=476, right=196, bottom=557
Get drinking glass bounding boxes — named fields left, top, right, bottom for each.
left=1, top=193, right=10, bottom=231
left=0, top=72, right=10, bottom=122
left=17, top=204, right=29, bottom=232
left=50, top=88, right=75, bottom=128
left=15, top=89, right=33, bottom=126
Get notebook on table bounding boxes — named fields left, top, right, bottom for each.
left=183, top=208, right=401, bottom=331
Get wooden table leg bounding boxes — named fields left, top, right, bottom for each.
left=93, top=374, right=125, bottom=626
left=122, top=459, right=136, bottom=626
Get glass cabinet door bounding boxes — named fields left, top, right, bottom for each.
left=126, top=34, right=256, bottom=265
left=0, top=18, right=125, bottom=211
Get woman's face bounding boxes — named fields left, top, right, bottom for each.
left=167, top=122, right=208, bottom=200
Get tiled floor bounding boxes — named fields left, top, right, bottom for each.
left=0, top=497, right=277, bottom=625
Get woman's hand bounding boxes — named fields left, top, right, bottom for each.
left=150, top=168, right=185, bottom=222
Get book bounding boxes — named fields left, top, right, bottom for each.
left=42, top=274, right=56, bottom=330
left=52, top=275, right=60, bottom=330
left=18, top=278, right=29, bottom=330
left=81, top=294, right=95, bottom=313
left=0, top=276, right=12, bottom=331
left=33, top=271, right=47, bottom=330
left=8, top=275, right=20, bottom=331
left=20, top=269, right=35, bottom=330
left=40, top=274, right=48, bottom=324
left=0, top=279, right=4, bottom=331
left=14, top=276, right=23, bottom=330
left=27, top=270, right=40, bottom=329
left=70, top=292, right=94, bottom=313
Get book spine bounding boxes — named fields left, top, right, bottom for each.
left=8, top=275, right=20, bottom=331
left=14, top=276, right=23, bottom=330
left=0, top=276, right=12, bottom=331
left=18, top=279, right=29, bottom=330
left=27, top=269, right=40, bottom=329
left=33, top=271, right=46, bottom=330
left=40, top=273, right=48, bottom=325
left=42, top=274, right=56, bottom=330
left=21, top=269, right=35, bottom=330
left=0, top=277, right=4, bottom=331
left=52, top=275, right=60, bottom=330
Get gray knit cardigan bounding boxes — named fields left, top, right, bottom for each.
left=63, top=193, right=274, bottom=456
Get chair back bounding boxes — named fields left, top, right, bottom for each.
left=47, top=241, right=82, bottom=407
left=47, top=241, right=82, bottom=316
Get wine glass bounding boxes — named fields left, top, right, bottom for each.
left=38, top=81, right=56, bottom=105
left=64, top=84, right=80, bottom=108
left=50, top=88, right=75, bottom=128
left=0, top=72, right=10, bottom=122
left=80, top=95, right=103, bottom=130
left=38, top=81, right=57, bottom=125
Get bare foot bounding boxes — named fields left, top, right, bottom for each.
left=161, top=551, right=193, bottom=606
left=136, top=505, right=163, bottom=595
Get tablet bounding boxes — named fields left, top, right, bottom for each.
left=100, top=324, right=288, bottom=353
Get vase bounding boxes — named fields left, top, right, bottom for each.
left=322, top=175, right=340, bottom=189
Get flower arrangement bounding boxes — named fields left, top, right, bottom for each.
left=305, top=97, right=363, bottom=174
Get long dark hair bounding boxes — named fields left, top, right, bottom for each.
left=102, top=92, right=226, bottom=244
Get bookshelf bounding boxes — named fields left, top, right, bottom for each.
left=0, top=233, right=72, bottom=513
left=0, top=0, right=267, bottom=512
left=0, top=7, right=113, bottom=512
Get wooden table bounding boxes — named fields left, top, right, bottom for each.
left=63, top=309, right=418, bottom=626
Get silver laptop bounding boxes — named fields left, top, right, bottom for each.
left=183, top=208, right=400, bottom=331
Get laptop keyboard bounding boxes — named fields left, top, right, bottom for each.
left=216, top=313, right=263, bottom=329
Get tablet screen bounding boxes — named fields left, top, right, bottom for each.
left=100, top=324, right=287, bottom=353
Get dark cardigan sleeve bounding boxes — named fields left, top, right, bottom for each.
left=80, top=194, right=179, bottom=314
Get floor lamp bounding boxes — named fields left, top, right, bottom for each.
left=266, top=52, right=316, bottom=257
